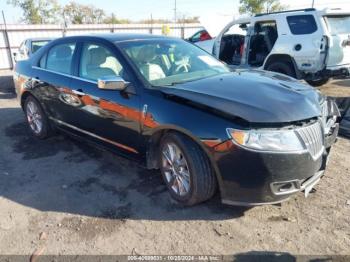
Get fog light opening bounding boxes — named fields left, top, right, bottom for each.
left=279, top=183, right=294, bottom=192
left=271, top=180, right=301, bottom=196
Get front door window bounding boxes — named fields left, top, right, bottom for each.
left=79, top=43, right=124, bottom=81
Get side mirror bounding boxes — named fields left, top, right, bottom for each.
left=97, top=76, right=130, bottom=91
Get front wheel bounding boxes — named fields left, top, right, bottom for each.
left=306, top=78, right=330, bottom=87
left=159, top=132, right=217, bottom=206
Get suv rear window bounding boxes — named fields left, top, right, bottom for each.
left=287, top=15, right=318, bottom=35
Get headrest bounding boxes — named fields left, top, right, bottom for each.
left=56, top=45, right=72, bottom=59
left=255, top=23, right=262, bottom=33
left=88, top=47, right=107, bottom=66
left=263, top=26, right=277, bottom=34
left=136, top=45, right=157, bottom=64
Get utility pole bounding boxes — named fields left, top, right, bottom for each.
left=173, top=0, right=177, bottom=36
left=312, top=0, right=315, bottom=8
left=2, top=10, right=13, bottom=69
left=174, top=0, right=177, bottom=24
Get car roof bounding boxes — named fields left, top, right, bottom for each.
left=58, top=33, right=172, bottom=43
left=27, top=37, right=55, bottom=42
left=255, top=7, right=350, bottom=18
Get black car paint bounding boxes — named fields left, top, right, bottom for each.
left=14, top=34, right=339, bottom=205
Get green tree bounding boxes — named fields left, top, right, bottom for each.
left=239, top=0, right=287, bottom=15
left=103, top=13, right=130, bottom=24
left=8, top=0, right=61, bottom=24
left=62, top=1, right=105, bottom=24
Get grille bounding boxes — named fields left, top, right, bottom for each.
left=296, top=121, right=324, bottom=160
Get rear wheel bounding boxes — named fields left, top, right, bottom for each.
left=266, top=62, right=296, bottom=78
left=24, top=96, right=51, bottom=139
left=306, top=78, right=330, bottom=87
left=159, top=132, right=217, bottom=206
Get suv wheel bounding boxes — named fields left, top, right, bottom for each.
left=24, top=96, right=52, bottom=139
left=266, top=62, right=296, bottom=78
left=159, top=132, right=217, bottom=206
left=306, top=78, right=330, bottom=87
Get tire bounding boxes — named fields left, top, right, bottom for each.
left=266, top=62, right=296, bottom=78
left=24, top=96, right=52, bottom=139
left=306, top=78, right=330, bottom=87
left=159, top=132, right=217, bottom=206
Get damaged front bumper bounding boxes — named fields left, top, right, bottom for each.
left=216, top=144, right=334, bottom=206
left=214, top=100, right=340, bottom=207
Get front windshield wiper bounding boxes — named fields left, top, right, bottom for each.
left=162, top=81, right=187, bottom=86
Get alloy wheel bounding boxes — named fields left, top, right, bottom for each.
left=161, top=142, right=191, bottom=196
left=26, top=100, right=43, bottom=135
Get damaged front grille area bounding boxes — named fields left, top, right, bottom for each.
left=321, top=101, right=329, bottom=130
left=296, top=121, right=324, bottom=160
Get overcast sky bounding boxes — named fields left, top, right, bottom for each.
left=0, top=0, right=350, bottom=24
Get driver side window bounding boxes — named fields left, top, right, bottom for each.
left=79, top=43, right=124, bottom=81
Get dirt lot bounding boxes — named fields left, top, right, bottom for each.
left=0, top=70, right=350, bottom=256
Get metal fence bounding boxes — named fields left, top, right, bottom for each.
left=0, top=23, right=203, bottom=70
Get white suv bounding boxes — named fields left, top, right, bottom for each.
left=197, top=8, right=350, bottom=86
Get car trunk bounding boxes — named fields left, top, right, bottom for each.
left=325, top=15, right=350, bottom=68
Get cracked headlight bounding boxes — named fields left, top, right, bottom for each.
left=227, top=128, right=305, bottom=152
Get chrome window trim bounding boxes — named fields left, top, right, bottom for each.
left=32, top=66, right=98, bottom=85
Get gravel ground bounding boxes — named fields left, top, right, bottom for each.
left=0, top=70, right=349, bottom=256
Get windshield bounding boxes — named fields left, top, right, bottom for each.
left=118, top=39, right=230, bottom=86
left=326, top=15, right=350, bottom=35
left=31, top=40, right=50, bottom=53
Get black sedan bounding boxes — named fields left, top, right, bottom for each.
left=14, top=34, right=340, bottom=206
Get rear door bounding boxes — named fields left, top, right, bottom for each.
left=31, top=41, right=77, bottom=126
left=324, top=15, right=350, bottom=67
left=285, top=14, right=326, bottom=73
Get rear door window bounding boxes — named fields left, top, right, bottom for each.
left=287, top=15, right=318, bottom=35
left=46, top=43, right=76, bottom=75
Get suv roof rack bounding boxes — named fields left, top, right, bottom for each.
left=255, top=8, right=316, bottom=17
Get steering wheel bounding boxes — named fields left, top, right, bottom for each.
left=174, top=57, right=191, bottom=73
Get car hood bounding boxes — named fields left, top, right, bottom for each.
left=160, top=70, right=323, bottom=124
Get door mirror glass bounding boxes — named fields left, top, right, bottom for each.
left=97, top=76, right=129, bottom=91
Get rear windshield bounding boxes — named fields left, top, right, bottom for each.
left=287, top=15, right=318, bottom=35
left=326, top=15, right=350, bottom=35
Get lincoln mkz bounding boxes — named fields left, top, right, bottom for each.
left=14, top=34, right=340, bottom=206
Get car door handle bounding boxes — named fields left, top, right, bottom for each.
left=32, top=76, right=43, bottom=83
left=73, top=89, right=85, bottom=96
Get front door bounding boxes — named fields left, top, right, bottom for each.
left=247, top=20, right=278, bottom=68
left=69, top=42, right=142, bottom=156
